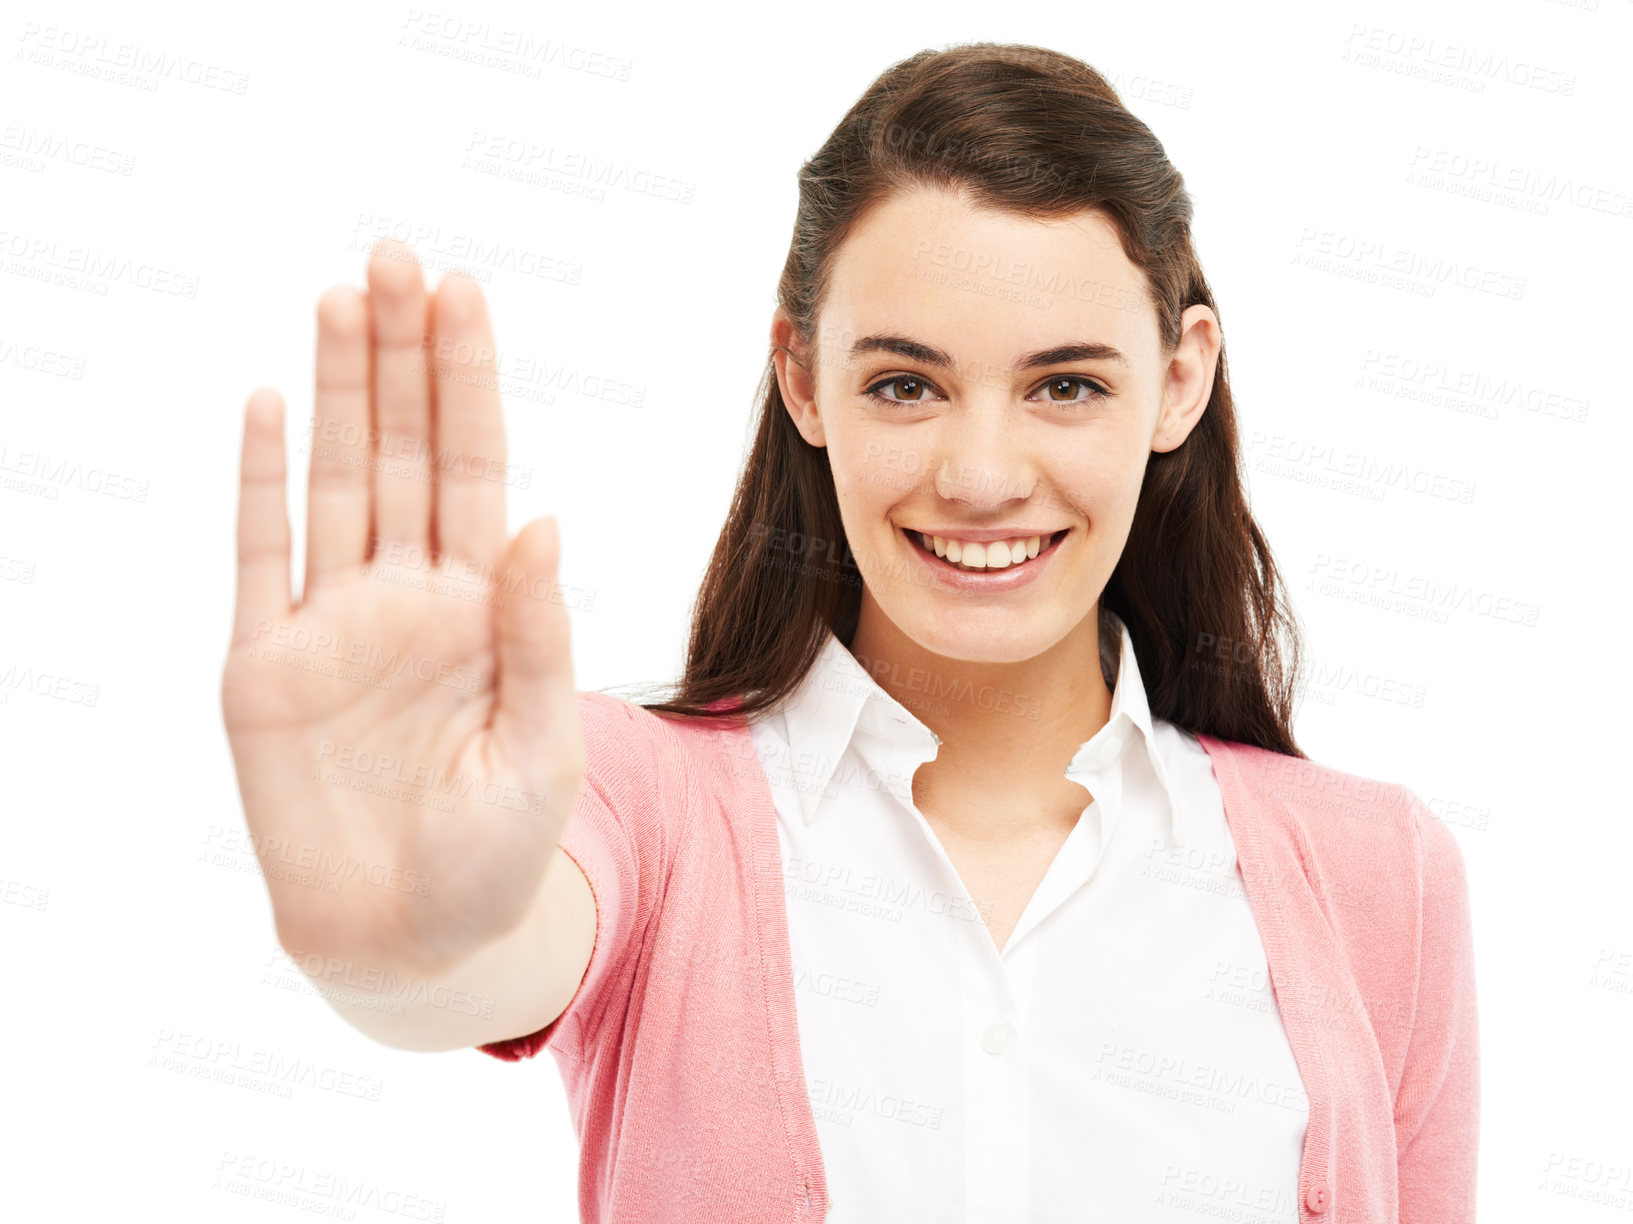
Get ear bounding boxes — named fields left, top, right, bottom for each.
left=771, top=309, right=826, bottom=448
left=1151, top=303, right=1220, bottom=454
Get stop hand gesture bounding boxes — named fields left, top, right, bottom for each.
left=220, top=240, right=590, bottom=1006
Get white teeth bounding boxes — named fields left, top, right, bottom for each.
left=915, top=531, right=1055, bottom=571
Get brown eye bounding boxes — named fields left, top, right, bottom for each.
left=866, top=375, right=936, bottom=406
left=1031, top=376, right=1108, bottom=405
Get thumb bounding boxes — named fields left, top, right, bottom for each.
left=492, top=515, right=580, bottom=767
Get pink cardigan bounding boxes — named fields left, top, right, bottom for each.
left=481, top=691, right=1480, bottom=1223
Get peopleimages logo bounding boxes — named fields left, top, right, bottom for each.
left=1341, top=25, right=1577, bottom=96
left=1408, top=147, right=1631, bottom=219
left=16, top=23, right=251, bottom=93
left=397, top=9, right=633, bottom=81
left=1293, top=228, right=1526, bottom=301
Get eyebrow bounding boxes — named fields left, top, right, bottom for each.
left=847, top=333, right=1129, bottom=372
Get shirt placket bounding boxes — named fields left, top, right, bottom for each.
left=857, top=703, right=1130, bottom=1224
left=961, top=924, right=1035, bottom=1224
left=959, top=729, right=1128, bottom=1223
left=859, top=713, right=1029, bottom=1224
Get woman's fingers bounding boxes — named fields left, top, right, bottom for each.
left=366, top=242, right=435, bottom=551
left=304, top=286, right=373, bottom=594
left=231, top=388, right=293, bottom=646
left=431, top=274, right=508, bottom=572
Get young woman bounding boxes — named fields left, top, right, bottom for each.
left=222, top=43, right=1479, bottom=1224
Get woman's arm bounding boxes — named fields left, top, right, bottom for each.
left=288, top=843, right=597, bottom=1053
left=1395, top=792, right=1481, bottom=1220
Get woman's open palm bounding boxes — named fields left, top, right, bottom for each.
left=220, top=240, right=586, bottom=974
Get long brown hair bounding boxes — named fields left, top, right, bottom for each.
left=622, top=42, right=1305, bottom=757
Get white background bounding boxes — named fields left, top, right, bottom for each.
left=2, top=0, right=1628, bottom=1218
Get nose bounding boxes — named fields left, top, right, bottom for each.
left=931, top=393, right=1039, bottom=511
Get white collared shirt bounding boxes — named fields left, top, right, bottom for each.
left=747, top=611, right=1309, bottom=1223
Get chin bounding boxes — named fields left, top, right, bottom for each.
left=893, top=608, right=1073, bottom=665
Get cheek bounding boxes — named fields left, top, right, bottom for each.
left=1050, top=438, right=1143, bottom=520
left=831, top=431, right=918, bottom=508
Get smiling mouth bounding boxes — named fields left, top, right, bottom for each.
left=903, top=527, right=1069, bottom=572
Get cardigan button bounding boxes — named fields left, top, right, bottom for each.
left=1303, top=1182, right=1330, bottom=1213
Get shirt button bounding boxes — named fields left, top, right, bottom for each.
left=1303, top=1182, right=1330, bottom=1214
left=979, top=1022, right=1014, bottom=1055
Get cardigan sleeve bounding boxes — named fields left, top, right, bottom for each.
left=476, top=690, right=670, bottom=1064
left=1394, top=788, right=1481, bottom=1221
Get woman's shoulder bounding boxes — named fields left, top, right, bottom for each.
left=575, top=689, right=764, bottom=798
left=1199, top=736, right=1476, bottom=1076
left=1198, top=734, right=1430, bottom=842
left=1195, top=734, right=1468, bottom=920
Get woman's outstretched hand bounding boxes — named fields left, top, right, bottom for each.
left=220, top=240, right=588, bottom=985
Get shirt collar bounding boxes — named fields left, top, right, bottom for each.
left=767, top=609, right=1195, bottom=844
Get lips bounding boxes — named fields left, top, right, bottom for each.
left=894, top=528, right=1071, bottom=594
left=914, top=528, right=1064, bottom=574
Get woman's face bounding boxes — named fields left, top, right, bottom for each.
left=773, top=184, right=1219, bottom=664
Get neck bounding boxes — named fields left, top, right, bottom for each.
left=846, top=597, right=1114, bottom=836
